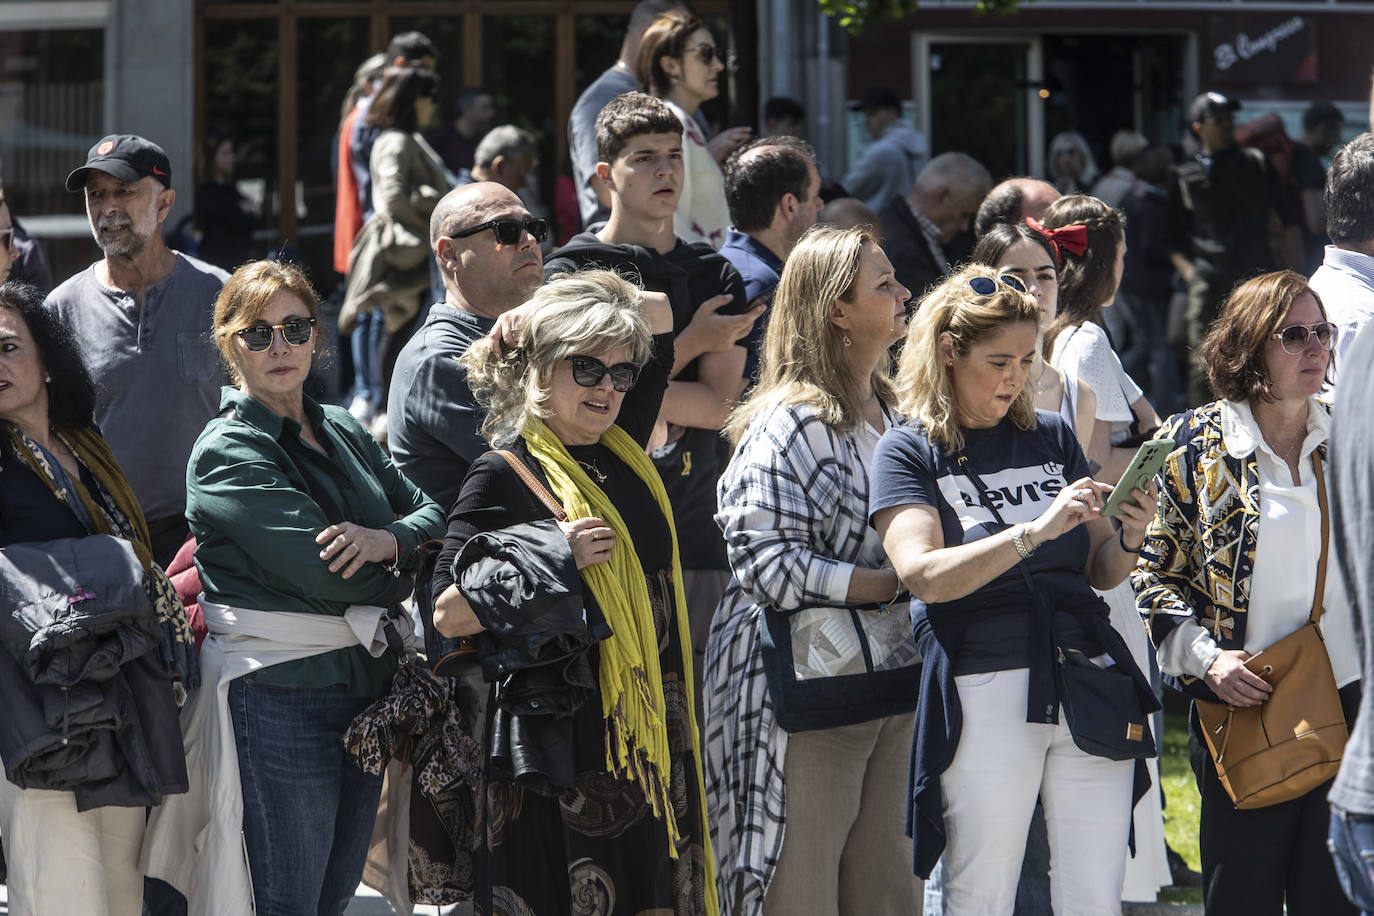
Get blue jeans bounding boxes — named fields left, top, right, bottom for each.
left=1330, top=807, right=1374, bottom=915
left=229, top=679, right=382, bottom=916
left=350, top=310, right=385, bottom=407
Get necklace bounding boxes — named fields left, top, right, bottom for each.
left=1032, top=360, right=1056, bottom=395
left=1259, top=424, right=1305, bottom=464
left=576, top=457, right=607, bottom=484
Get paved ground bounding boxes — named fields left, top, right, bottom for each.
left=0, top=884, right=1203, bottom=914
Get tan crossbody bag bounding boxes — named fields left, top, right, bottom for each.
left=1195, top=455, right=1349, bottom=809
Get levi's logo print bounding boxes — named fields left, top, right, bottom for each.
left=936, top=462, right=1066, bottom=532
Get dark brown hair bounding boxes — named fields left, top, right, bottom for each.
left=1040, top=194, right=1125, bottom=356
left=594, top=91, right=683, bottom=164
left=1200, top=270, right=1332, bottom=402
left=635, top=11, right=706, bottom=98
left=366, top=65, right=440, bottom=134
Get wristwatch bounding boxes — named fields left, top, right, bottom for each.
left=1010, top=525, right=1037, bottom=561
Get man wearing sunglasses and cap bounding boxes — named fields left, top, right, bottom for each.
left=1169, top=91, right=1293, bottom=405
left=45, top=133, right=229, bottom=567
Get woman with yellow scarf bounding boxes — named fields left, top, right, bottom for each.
left=432, top=269, right=716, bottom=915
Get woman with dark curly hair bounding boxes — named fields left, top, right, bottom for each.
left=1135, top=270, right=1358, bottom=915
left=0, top=281, right=196, bottom=916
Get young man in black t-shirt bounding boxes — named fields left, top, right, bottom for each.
left=545, top=91, right=764, bottom=681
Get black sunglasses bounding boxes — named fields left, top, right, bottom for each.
left=452, top=216, right=549, bottom=246
left=235, top=317, right=316, bottom=351
left=1270, top=321, right=1337, bottom=355
left=0, top=229, right=12, bottom=251
left=567, top=355, right=642, bottom=392
left=968, top=274, right=1028, bottom=296
left=687, top=43, right=722, bottom=66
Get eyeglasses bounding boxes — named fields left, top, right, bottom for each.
left=687, top=43, right=722, bottom=66
left=235, top=317, right=316, bottom=351
left=567, top=355, right=642, bottom=392
left=0, top=229, right=12, bottom=251
left=967, top=274, right=1028, bottom=296
left=451, top=216, right=549, bottom=246
left=1270, top=321, right=1337, bottom=355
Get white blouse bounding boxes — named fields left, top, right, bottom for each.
left=1051, top=321, right=1143, bottom=441
left=1157, top=398, right=1359, bottom=688
left=663, top=98, right=730, bottom=249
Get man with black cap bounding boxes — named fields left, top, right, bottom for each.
left=45, top=134, right=228, bottom=566
left=1169, top=91, right=1290, bottom=405
left=841, top=86, right=929, bottom=212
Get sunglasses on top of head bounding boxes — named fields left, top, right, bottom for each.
left=235, top=317, right=316, bottom=351
left=967, top=274, right=1028, bottom=297
left=1270, top=321, right=1337, bottom=355
left=566, top=355, right=642, bottom=392
left=452, top=216, right=549, bottom=246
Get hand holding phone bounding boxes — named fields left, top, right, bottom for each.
left=1102, top=438, right=1174, bottom=518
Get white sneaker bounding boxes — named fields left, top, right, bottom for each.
left=348, top=395, right=375, bottom=424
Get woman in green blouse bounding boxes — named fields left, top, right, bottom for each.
left=184, top=259, right=443, bottom=916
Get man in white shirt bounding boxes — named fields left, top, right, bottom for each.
left=1309, top=132, right=1374, bottom=372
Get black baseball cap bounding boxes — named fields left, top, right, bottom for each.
left=849, top=86, right=902, bottom=113
left=65, top=134, right=172, bottom=192
left=1188, top=92, right=1241, bottom=125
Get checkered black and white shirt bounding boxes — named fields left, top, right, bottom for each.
left=704, top=400, right=899, bottom=913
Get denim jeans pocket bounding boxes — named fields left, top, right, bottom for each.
left=1328, top=807, right=1374, bottom=912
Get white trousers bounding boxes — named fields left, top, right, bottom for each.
left=940, top=667, right=1134, bottom=916
left=0, top=776, right=145, bottom=916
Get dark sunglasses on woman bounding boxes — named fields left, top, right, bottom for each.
left=452, top=216, right=550, bottom=246
left=235, top=317, right=316, bottom=351
left=567, top=355, right=642, bottom=392
left=1270, top=321, right=1337, bottom=355
left=688, top=43, right=722, bottom=65
left=967, top=275, right=1028, bottom=296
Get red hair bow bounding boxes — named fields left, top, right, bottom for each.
left=1026, top=217, right=1089, bottom=263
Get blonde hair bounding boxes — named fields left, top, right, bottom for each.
left=895, top=263, right=1041, bottom=453
left=211, top=259, right=323, bottom=385
left=725, top=225, right=894, bottom=444
left=461, top=269, right=651, bottom=447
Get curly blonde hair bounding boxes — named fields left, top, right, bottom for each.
left=461, top=269, right=652, bottom=447
left=895, top=263, right=1041, bottom=453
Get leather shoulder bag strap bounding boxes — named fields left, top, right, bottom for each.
left=1309, top=452, right=1330, bottom=625
left=492, top=449, right=568, bottom=522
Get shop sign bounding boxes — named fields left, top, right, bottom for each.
left=1209, top=15, right=1316, bottom=84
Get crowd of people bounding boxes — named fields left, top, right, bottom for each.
left=3, top=2, right=1374, bottom=915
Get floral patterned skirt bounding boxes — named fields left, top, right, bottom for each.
left=477, top=570, right=709, bottom=916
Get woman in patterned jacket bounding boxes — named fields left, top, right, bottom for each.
left=1134, top=270, right=1359, bottom=915
left=705, top=226, right=922, bottom=915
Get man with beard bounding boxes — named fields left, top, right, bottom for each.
left=45, top=134, right=228, bottom=565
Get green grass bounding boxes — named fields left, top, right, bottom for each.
left=1159, top=712, right=1204, bottom=905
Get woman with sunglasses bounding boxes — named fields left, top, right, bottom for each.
left=341, top=63, right=448, bottom=430
left=870, top=263, right=1159, bottom=914
left=1135, top=270, right=1359, bottom=915
left=179, top=259, right=443, bottom=915
left=430, top=270, right=717, bottom=914
left=637, top=11, right=745, bottom=248
left=706, top=227, right=921, bottom=915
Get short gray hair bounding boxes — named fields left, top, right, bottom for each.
left=460, top=269, right=653, bottom=446
left=474, top=125, right=536, bottom=171
left=914, top=151, right=992, bottom=199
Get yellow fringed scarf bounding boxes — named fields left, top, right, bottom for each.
left=522, top=417, right=718, bottom=915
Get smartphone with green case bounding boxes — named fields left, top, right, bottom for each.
left=1102, top=438, right=1174, bottom=518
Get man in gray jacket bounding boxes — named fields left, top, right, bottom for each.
left=842, top=86, right=929, bottom=212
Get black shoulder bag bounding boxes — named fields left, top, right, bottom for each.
left=957, top=455, right=1157, bottom=761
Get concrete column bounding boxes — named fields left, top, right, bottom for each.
left=106, top=0, right=195, bottom=225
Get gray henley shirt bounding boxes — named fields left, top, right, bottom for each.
left=44, top=252, right=229, bottom=521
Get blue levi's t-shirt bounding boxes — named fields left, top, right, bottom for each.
left=869, top=410, right=1108, bottom=675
